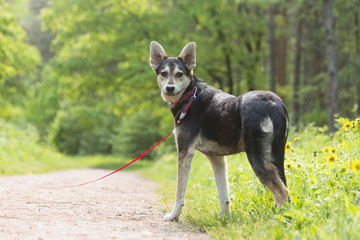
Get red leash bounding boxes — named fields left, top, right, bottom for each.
left=40, top=126, right=176, bottom=189
left=41, top=88, right=198, bottom=189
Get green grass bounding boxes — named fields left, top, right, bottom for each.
left=0, top=119, right=151, bottom=175
left=143, top=117, right=360, bottom=239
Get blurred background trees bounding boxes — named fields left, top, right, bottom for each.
left=1, top=0, right=359, bottom=156
left=0, top=0, right=41, bottom=120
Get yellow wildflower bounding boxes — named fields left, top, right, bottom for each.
left=294, top=137, right=300, bottom=141
left=355, top=118, right=360, bottom=127
left=350, top=160, right=360, bottom=173
left=285, top=163, right=292, bottom=168
left=343, top=121, right=353, bottom=130
left=285, top=142, right=292, bottom=151
left=327, top=154, right=337, bottom=164
left=330, top=148, right=337, bottom=153
left=322, top=147, right=330, bottom=152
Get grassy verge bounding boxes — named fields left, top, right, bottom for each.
left=0, top=119, right=151, bottom=175
left=142, top=117, right=360, bottom=239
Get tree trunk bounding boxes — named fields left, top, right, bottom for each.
left=224, top=52, right=234, bottom=94
left=268, top=5, right=276, bottom=92
left=301, top=3, right=325, bottom=116
left=355, top=11, right=360, bottom=115
left=214, top=16, right=233, bottom=94
left=324, top=0, right=339, bottom=133
left=244, top=38, right=262, bottom=92
left=293, top=8, right=302, bottom=126
left=277, top=6, right=287, bottom=87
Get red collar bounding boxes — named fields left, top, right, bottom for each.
left=170, top=87, right=197, bottom=105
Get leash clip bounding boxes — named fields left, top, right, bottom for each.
left=177, top=112, right=186, bottom=124
left=191, top=87, right=198, bottom=100
left=180, top=112, right=186, bottom=119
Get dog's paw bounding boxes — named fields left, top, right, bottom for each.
left=163, top=213, right=179, bottom=222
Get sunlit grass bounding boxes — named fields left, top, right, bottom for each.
left=143, top=117, right=360, bottom=239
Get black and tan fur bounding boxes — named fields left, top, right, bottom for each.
left=150, top=41, right=289, bottom=222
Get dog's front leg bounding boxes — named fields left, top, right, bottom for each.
left=164, top=151, right=194, bottom=222
left=207, top=155, right=231, bottom=215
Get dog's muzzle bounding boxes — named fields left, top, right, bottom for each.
left=166, top=86, right=175, bottom=94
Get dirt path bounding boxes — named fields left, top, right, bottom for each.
left=0, top=169, right=210, bottom=240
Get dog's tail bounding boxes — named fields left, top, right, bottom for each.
left=284, top=108, right=289, bottom=144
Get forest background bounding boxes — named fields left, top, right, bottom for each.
left=1, top=0, right=359, bottom=157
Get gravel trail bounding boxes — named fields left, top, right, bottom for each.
left=0, top=169, right=210, bottom=240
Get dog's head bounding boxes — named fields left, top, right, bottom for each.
left=150, top=41, right=196, bottom=103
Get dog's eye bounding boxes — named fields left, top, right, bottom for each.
left=160, top=71, right=168, bottom=77
left=176, top=72, right=184, bottom=78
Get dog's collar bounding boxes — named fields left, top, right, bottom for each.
left=170, top=87, right=198, bottom=105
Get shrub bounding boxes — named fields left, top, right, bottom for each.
left=112, top=109, right=165, bottom=160
left=50, top=104, right=115, bottom=155
left=0, top=118, right=64, bottom=175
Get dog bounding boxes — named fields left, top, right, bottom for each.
left=150, top=41, right=289, bottom=222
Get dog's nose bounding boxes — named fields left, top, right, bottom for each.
left=166, top=86, right=175, bottom=93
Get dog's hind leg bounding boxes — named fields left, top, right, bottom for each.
left=244, top=119, right=289, bottom=207
left=271, top=135, right=287, bottom=187
left=207, top=155, right=231, bottom=215
left=163, top=151, right=194, bottom=222
left=250, top=157, right=289, bottom=207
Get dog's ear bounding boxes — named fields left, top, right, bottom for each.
left=178, top=42, right=196, bottom=71
left=150, top=41, right=167, bottom=72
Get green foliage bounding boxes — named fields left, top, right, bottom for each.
left=113, top=109, right=162, bottom=159
left=0, top=0, right=41, bottom=97
left=50, top=103, right=116, bottom=155
left=112, top=101, right=176, bottom=159
left=0, top=100, right=23, bottom=120
left=40, top=0, right=159, bottom=100
left=2, top=0, right=359, bottom=156
left=0, top=118, right=64, bottom=175
left=20, top=0, right=356, bottom=156
left=24, top=64, right=60, bottom=137
left=0, top=118, right=149, bottom=175
left=36, top=0, right=276, bottom=155
left=301, top=109, right=328, bottom=126
left=35, top=0, right=169, bottom=154
left=0, top=0, right=41, bottom=125
left=3, top=0, right=29, bottom=20
left=143, top=117, right=360, bottom=239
